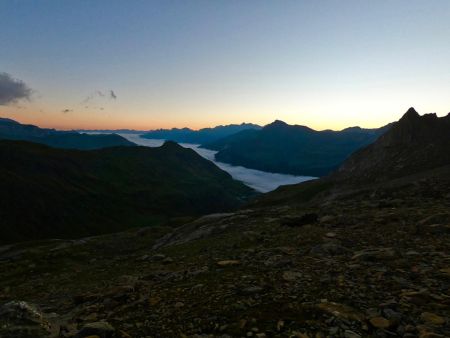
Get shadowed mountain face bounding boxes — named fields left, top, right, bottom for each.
left=254, top=108, right=450, bottom=207
left=334, top=108, right=450, bottom=182
left=0, top=117, right=135, bottom=149
left=0, top=140, right=254, bottom=243
left=203, top=120, right=390, bottom=177
left=140, top=123, right=261, bottom=144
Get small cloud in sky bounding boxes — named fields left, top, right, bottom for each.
left=0, top=72, right=33, bottom=105
left=83, top=89, right=117, bottom=104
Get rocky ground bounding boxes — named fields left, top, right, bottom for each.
left=1, top=175, right=450, bottom=338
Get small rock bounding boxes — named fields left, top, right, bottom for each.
left=319, top=215, right=335, bottom=223
left=310, top=242, right=349, bottom=256
left=264, top=255, right=291, bottom=268
left=240, top=286, right=264, bottom=295
left=316, top=302, right=365, bottom=323
left=151, top=254, right=166, bottom=261
left=280, top=213, right=318, bottom=227
left=420, top=312, right=446, bottom=325
left=344, top=330, right=361, bottom=338
left=400, top=290, right=431, bottom=305
left=162, top=257, right=174, bottom=264
left=282, top=271, right=302, bottom=282
left=439, top=267, right=450, bottom=277
left=352, top=247, right=397, bottom=261
left=418, top=331, right=445, bottom=338
left=369, top=316, right=391, bottom=329
left=75, top=321, right=115, bottom=338
left=217, top=260, right=240, bottom=267
left=418, top=213, right=449, bottom=226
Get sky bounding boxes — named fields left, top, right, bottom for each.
left=1, top=0, right=450, bottom=131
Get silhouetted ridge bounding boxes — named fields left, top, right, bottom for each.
left=141, top=123, right=261, bottom=144
left=162, top=140, right=183, bottom=149
left=265, top=120, right=289, bottom=128
left=401, top=107, right=420, bottom=120
left=0, top=117, right=20, bottom=124
left=0, top=117, right=135, bottom=149
left=203, top=120, right=389, bottom=176
left=335, top=107, right=450, bottom=182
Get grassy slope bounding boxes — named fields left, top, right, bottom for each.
left=0, top=140, right=254, bottom=243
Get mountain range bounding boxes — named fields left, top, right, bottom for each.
left=1, top=108, right=448, bottom=246
left=203, top=120, right=391, bottom=176
left=255, top=107, right=450, bottom=207
left=0, top=140, right=254, bottom=244
left=140, top=123, right=261, bottom=144
left=2, top=108, right=449, bottom=338
left=0, top=117, right=135, bottom=149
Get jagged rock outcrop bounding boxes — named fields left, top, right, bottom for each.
left=335, top=108, right=450, bottom=182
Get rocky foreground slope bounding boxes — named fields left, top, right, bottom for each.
left=0, top=108, right=449, bottom=338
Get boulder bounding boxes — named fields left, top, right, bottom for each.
left=75, top=321, right=115, bottom=338
left=0, top=301, right=56, bottom=338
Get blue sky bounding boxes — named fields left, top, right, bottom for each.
left=1, top=0, right=449, bottom=130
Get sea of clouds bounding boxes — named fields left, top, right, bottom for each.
left=120, top=133, right=315, bottom=193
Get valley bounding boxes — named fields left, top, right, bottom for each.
left=1, top=109, right=449, bottom=337
left=2, top=2, right=450, bottom=337
left=119, top=133, right=316, bottom=193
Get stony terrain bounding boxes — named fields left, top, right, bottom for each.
left=1, top=169, right=449, bottom=338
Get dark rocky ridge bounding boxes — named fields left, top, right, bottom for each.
left=335, top=108, right=450, bottom=182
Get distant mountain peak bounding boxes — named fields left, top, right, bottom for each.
left=162, top=140, right=181, bottom=147
left=0, top=117, right=19, bottom=124
left=401, top=107, right=420, bottom=121
left=265, top=120, right=288, bottom=128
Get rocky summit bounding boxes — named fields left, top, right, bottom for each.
left=0, top=108, right=449, bottom=338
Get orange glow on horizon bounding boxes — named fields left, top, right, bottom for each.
left=2, top=103, right=448, bottom=133
left=1, top=108, right=392, bottom=132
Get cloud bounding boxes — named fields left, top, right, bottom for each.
left=0, top=72, right=32, bottom=105
left=120, top=134, right=316, bottom=193
left=61, top=108, right=73, bottom=113
left=83, top=89, right=117, bottom=104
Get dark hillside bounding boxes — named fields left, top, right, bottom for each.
left=0, top=140, right=254, bottom=243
